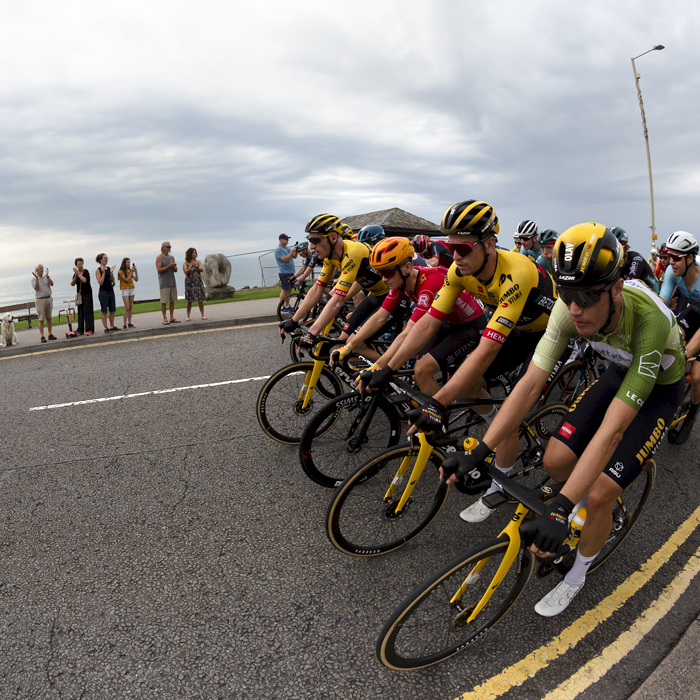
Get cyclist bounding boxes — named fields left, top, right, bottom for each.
left=333, top=237, right=485, bottom=392
left=442, top=223, right=685, bottom=616
left=291, top=242, right=318, bottom=286
left=613, top=227, right=660, bottom=292
left=357, top=225, right=386, bottom=247
left=412, top=234, right=454, bottom=268
left=655, top=245, right=669, bottom=284
left=515, top=220, right=540, bottom=261
left=365, top=200, right=556, bottom=522
left=279, top=214, right=389, bottom=344
left=536, top=229, right=559, bottom=273
left=660, top=231, right=700, bottom=443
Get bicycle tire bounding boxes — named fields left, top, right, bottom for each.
left=540, top=360, right=594, bottom=407
left=326, top=443, right=450, bottom=556
left=257, top=362, right=345, bottom=444
left=277, top=292, right=301, bottom=322
left=377, top=537, right=534, bottom=670
left=299, top=393, right=402, bottom=488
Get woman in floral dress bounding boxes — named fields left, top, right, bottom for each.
left=183, top=248, right=208, bottom=321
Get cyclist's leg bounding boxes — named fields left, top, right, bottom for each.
left=537, top=372, right=684, bottom=615
left=672, top=310, right=700, bottom=442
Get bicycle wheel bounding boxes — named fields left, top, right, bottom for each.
left=277, top=292, right=304, bottom=322
left=511, top=403, right=569, bottom=489
left=540, top=360, right=594, bottom=407
left=299, top=393, right=402, bottom=488
left=326, top=444, right=450, bottom=556
left=257, top=362, right=345, bottom=444
left=377, top=537, right=534, bottom=670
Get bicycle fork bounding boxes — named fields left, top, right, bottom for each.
left=450, top=505, right=529, bottom=624
left=383, top=433, right=435, bottom=514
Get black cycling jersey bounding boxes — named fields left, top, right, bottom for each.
left=430, top=241, right=454, bottom=269
left=621, top=250, right=658, bottom=290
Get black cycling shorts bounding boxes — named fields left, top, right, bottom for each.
left=424, top=317, right=487, bottom=372
left=483, top=328, right=544, bottom=383
left=678, top=307, right=700, bottom=357
left=551, top=363, right=685, bottom=488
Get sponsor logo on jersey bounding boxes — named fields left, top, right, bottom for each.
left=499, top=273, right=514, bottom=286
left=484, top=328, right=507, bottom=345
left=535, top=294, right=555, bottom=311
left=558, top=422, right=576, bottom=439
left=495, top=316, right=514, bottom=329
left=636, top=418, right=666, bottom=464
left=417, top=292, right=432, bottom=308
left=638, top=350, right=662, bottom=379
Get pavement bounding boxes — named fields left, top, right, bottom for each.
left=3, top=297, right=281, bottom=358
left=2, top=296, right=700, bottom=698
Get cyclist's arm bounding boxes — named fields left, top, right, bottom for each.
left=377, top=320, right=415, bottom=367
left=384, top=313, right=443, bottom=370
left=424, top=256, right=440, bottom=267
left=560, top=398, right=638, bottom=504
left=344, top=307, right=392, bottom=349
left=295, top=266, right=313, bottom=283
left=309, top=289, right=347, bottom=335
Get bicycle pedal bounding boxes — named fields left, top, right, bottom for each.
left=481, top=491, right=508, bottom=509
left=537, top=561, right=556, bottom=578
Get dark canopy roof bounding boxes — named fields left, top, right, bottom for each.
left=341, top=207, right=441, bottom=238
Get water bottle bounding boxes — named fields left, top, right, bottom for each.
left=564, top=506, right=587, bottom=550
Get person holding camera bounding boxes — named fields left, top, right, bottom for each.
left=95, top=253, right=118, bottom=333
left=31, top=263, right=56, bottom=343
left=275, top=233, right=297, bottom=313
left=118, top=258, right=138, bottom=329
left=71, top=257, right=94, bottom=335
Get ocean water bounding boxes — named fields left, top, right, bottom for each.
left=0, top=251, right=303, bottom=309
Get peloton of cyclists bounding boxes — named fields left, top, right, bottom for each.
left=330, top=237, right=485, bottom=394
left=443, top=222, right=686, bottom=616
left=612, top=227, right=660, bottom=292
left=362, top=199, right=557, bottom=523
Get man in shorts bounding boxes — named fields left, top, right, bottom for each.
left=443, top=223, right=685, bottom=616
left=156, top=242, right=179, bottom=324
left=32, top=263, right=56, bottom=343
left=275, top=234, right=297, bottom=312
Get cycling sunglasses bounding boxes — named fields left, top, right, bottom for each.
left=379, top=267, right=399, bottom=279
left=667, top=252, right=688, bottom=263
left=444, top=241, right=477, bottom=256
left=556, top=280, right=615, bottom=309
left=306, top=236, right=324, bottom=245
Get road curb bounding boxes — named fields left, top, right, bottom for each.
left=0, top=314, right=280, bottom=359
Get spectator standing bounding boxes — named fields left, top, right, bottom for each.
left=31, top=264, right=56, bottom=343
left=183, top=248, right=208, bottom=321
left=118, top=258, right=138, bottom=329
left=275, top=234, right=297, bottom=312
left=156, top=242, right=179, bottom=324
left=70, top=258, right=95, bottom=335
left=95, top=253, right=118, bottom=333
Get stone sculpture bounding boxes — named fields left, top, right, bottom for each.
left=202, top=254, right=235, bottom=300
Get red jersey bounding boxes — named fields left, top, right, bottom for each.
left=381, top=267, right=483, bottom=325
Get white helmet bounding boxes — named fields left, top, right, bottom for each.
left=666, top=231, right=699, bottom=256
left=515, top=220, right=538, bottom=239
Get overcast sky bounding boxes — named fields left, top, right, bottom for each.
left=1, top=0, right=698, bottom=275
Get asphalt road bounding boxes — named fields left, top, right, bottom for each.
left=2, top=322, right=700, bottom=700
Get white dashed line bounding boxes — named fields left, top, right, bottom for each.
left=29, top=376, right=270, bottom=411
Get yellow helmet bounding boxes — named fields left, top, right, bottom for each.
left=305, top=213, right=342, bottom=237
left=339, top=223, right=354, bottom=240
left=441, top=200, right=499, bottom=238
left=552, top=223, right=622, bottom=288
left=370, top=237, right=415, bottom=269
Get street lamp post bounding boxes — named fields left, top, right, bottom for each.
left=631, top=45, right=664, bottom=248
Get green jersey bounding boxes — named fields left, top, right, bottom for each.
left=533, top=280, right=685, bottom=410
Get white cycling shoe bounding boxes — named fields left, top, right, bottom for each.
left=459, top=497, right=492, bottom=523
left=534, top=579, right=583, bottom=617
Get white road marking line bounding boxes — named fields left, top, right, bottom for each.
left=29, top=376, right=270, bottom=411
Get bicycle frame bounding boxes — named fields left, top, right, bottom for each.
left=296, top=319, right=341, bottom=409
